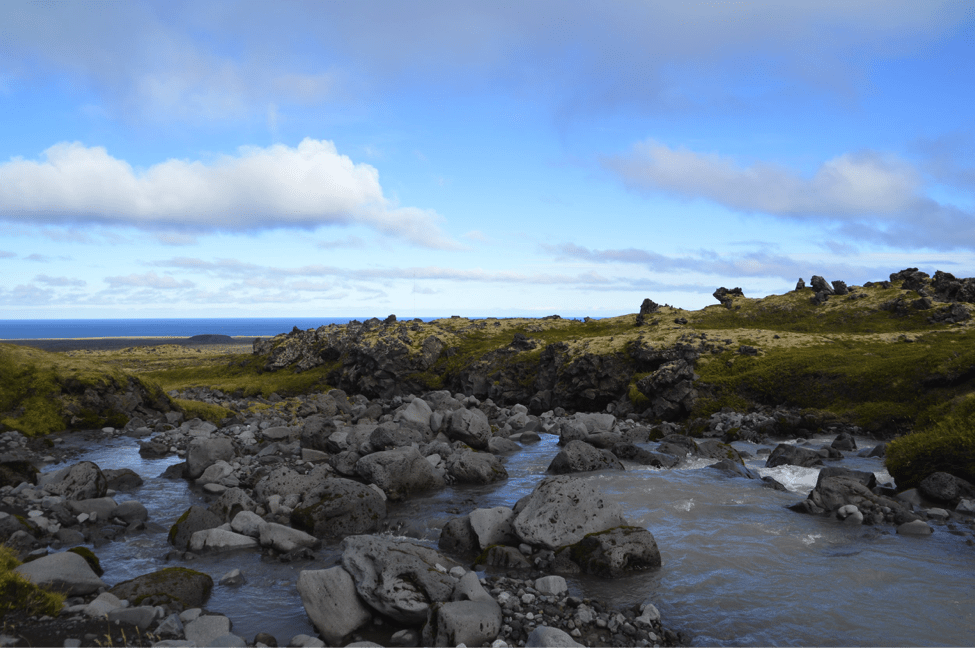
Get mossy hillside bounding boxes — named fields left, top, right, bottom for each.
left=692, top=328, right=975, bottom=431
left=0, top=343, right=163, bottom=436
left=0, top=545, right=65, bottom=617
left=173, top=398, right=234, bottom=425
left=886, top=400, right=975, bottom=489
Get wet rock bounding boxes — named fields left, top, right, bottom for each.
left=447, top=408, right=492, bottom=450
left=113, top=499, right=149, bottom=524
left=230, top=510, right=266, bottom=538
left=219, top=568, right=246, bottom=587
left=297, top=566, right=372, bottom=645
left=488, top=436, right=521, bottom=454
left=793, top=476, right=919, bottom=526
left=355, top=446, right=445, bottom=501
left=39, top=461, right=107, bottom=500
left=168, top=505, right=222, bottom=550
left=564, top=526, right=661, bottom=577
left=512, top=476, right=628, bottom=550
left=102, top=467, right=143, bottom=491
left=439, top=516, right=480, bottom=556
left=291, top=477, right=387, bottom=538
left=340, top=534, right=461, bottom=624
left=109, top=567, right=213, bottom=610
left=426, top=599, right=503, bottom=647
left=68, top=496, right=118, bottom=521
left=765, top=443, right=824, bottom=469
left=695, top=439, right=744, bottom=463
left=207, top=487, right=258, bottom=523
left=918, top=472, right=975, bottom=505
left=189, top=527, right=260, bottom=553
left=830, top=432, right=857, bottom=452
left=896, top=519, right=934, bottom=536
left=186, top=437, right=235, bottom=479
left=469, top=507, right=517, bottom=550
left=548, top=440, right=624, bottom=474
left=446, top=450, right=508, bottom=484
left=707, top=459, right=761, bottom=479
left=476, top=545, right=532, bottom=570
left=259, top=522, right=318, bottom=552
left=14, top=550, right=105, bottom=595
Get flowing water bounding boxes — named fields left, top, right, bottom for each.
left=46, top=433, right=975, bottom=646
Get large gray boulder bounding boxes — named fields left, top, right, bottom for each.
left=259, top=522, right=318, bottom=552
left=291, top=477, right=387, bottom=538
left=355, top=446, right=445, bottom=500
left=188, top=528, right=260, bottom=553
left=574, top=413, right=616, bottom=434
left=919, top=471, right=975, bottom=505
left=791, top=476, right=920, bottom=525
left=186, top=437, right=235, bottom=479
left=109, top=567, right=213, bottom=609
left=14, top=551, right=105, bottom=595
left=512, top=476, right=628, bottom=550
left=447, top=408, right=492, bottom=450
left=341, top=535, right=461, bottom=624
left=563, top=526, right=661, bottom=577
left=207, top=487, right=258, bottom=523
left=297, top=566, right=372, bottom=645
left=253, top=466, right=314, bottom=503
left=40, top=461, right=107, bottom=500
left=425, top=600, right=503, bottom=647
left=394, top=397, right=434, bottom=435
left=548, top=440, right=624, bottom=474
left=765, top=443, right=824, bottom=469
left=468, top=507, right=517, bottom=550
left=168, top=505, right=222, bottom=550
left=445, top=451, right=508, bottom=484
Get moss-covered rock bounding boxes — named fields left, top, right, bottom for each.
left=108, top=567, right=213, bottom=610
left=66, top=547, right=103, bottom=577
left=564, top=525, right=662, bottom=578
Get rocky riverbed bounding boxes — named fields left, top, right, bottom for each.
left=3, top=385, right=975, bottom=647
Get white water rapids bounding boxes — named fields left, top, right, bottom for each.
left=46, top=432, right=975, bottom=646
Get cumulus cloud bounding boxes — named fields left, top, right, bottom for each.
left=104, top=272, right=194, bottom=289
left=0, top=250, right=14, bottom=259
left=605, top=141, right=975, bottom=250
left=606, top=141, right=920, bottom=216
left=0, top=139, right=459, bottom=249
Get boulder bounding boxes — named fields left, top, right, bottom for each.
left=695, top=439, right=744, bottom=464
left=793, top=476, right=919, bottom=525
left=707, top=459, right=761, bottom=480
left=14, top=550, right=105, bottom=595
left=67, top=497, right=118, bottom=521
left=526, top=626, right=585, bottom=647
left=574, top=413, right=616, bottom=435
left=445, top=451, right=508, bottom=484
left=468, top=507, right=517, bottom=550
left=447, top=408, right=492, bottom=450
left=831, top=432, right=857, bottom=452
left=168, top=505, right=222, bottom=550
left=340, top=535, right=461, bottom=624
left=230, top=510, right=267, bottom=538
left=476, top=545, right=532, bottom=570
left=512, top=476, right=628, bottom=550
left=355, top=446, right=445, bottom=501
left=103, top=468, right=143, bottom=490
left=297, top=566, right=372, bottom=645
left=207, top=487, right=258, bottom=523
left=548, top=440, right=624, bottom=474
left=291, top=477, right=387, bottom=538
left=918, top=472, right=975, bottom=505
left=259, top=522, right=318, bottom=552
left=188, top=528, right=260, bottom=553
left=184, top=615, right=234, bottom=647
left=109, top=567, right=213, bottom=610
left=393, top=397, right=434, bottom=435
left=40, top=461, right=107, bottom=500
left=425, top=600, right=503, bottom=647
left=765, top=443, right=824, bottom=468
left=564, top=526, right=661, bottom=577
left=487, top=436, right=520, bottom=454
left=0, top=459, right=38, bottom=488
left=186, top=437, right=235, bottom=479
left=253, top=466, right=314, bottom=503
left=439, top=516, right=480, bottom=556
left=113, top=500, right=149, bottom=524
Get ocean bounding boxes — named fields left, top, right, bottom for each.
left=0, top=318, right=363, bottom=339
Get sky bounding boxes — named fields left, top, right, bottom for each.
left=1, top=1, right=974, bottom=319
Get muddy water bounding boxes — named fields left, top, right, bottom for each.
left=48, top=433, right=975, bottom=646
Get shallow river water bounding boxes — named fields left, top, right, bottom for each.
left=46, top=433, right=975, bottom=646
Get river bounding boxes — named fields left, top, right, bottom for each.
left=46, top=432, right=975, bottom=646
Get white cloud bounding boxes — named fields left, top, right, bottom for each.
left=0, top=250, right=14, bottom=259
left=0, top=139, right=459, bottom=249
left=606, top=141, right=920, bottom=217
left=104, top=272, right=194, bottom=289
left=34, top=274, right=86, bottom=287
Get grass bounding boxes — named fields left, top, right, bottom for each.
left=0, top=545, right=65, bottom=617
left=886, top=398, right=975, bottom=489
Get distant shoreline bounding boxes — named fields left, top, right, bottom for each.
left=2, top=335, right=261, bottom=352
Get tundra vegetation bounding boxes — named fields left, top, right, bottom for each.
left=1, top=271, right=973, bottom=489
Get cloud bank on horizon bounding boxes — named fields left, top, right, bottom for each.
left=0, top=1, right=973, bottom=319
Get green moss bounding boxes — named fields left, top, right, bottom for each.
left=174, top=399, right=233, bottom=424
left=886, top=412, right=975, bottom=489
left=167, top=508, right=192, bottom=546
left=67, top=546, right=103, bottom=576
left=143, top=354, right=337, bottom=398
left=0, top=546, right=65, bottom=616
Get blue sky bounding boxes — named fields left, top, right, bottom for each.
left=1, top=1, right=973, bottom=319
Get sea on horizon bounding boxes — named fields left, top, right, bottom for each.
left=0, top=317, right=370, bottom=340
